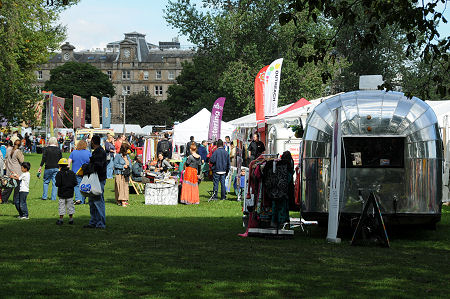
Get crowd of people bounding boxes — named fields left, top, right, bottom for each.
left=0, top=129, right=267, bottom=228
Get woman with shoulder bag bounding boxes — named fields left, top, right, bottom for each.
left=1, top=140, right=24, bottom=204
left=113, top=143, right=131, bottom=207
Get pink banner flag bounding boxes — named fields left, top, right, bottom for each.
left=208, top=97, right=226, bottom=141
left=81, top=98, right=86, bottom=127
left=52, top=96, right=65, bottom=128
left=255, top=65, right=269, bottom=124
left=73, top=95, right=82, bottom=128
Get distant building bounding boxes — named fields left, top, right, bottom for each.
left=36, top=32, right=195, bottom=123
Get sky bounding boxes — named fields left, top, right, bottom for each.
left=59, top=0, right=450, bottom=51
left=58, top=0, right=195, bottom=51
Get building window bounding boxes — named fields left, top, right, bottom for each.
left=122, top=70, right=131, bottom=80
left=122, top=85, right=131, bottom=95
left=156, top=70, right=162, bottom=80
left=154, top=85, right=163, bottom=96
left=143, top=85, right=149, bottom=95
left=144, top=71, right=149, bottom=80
left=37, top=70, right=43, bottom=80
left=107, top=70, right=112, bottom=80
left=168, top=70, right=175, bottom=80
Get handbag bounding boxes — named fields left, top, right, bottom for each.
left=122, top=167, right=131, bottom=177
left=80, top=172, right=102, bottom=197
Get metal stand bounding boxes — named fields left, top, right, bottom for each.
left=351, top=192, right=390, bottom=248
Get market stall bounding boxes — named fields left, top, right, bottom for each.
left=172, top=108, right=234, bottom=149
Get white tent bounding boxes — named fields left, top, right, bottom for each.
left=141, top=125, right=154, bottom=135
left=426, top=100, right=450, bottom=128
left=172, top=108, right=235, bottom=145
left=109, top=124, right=144, bottom=135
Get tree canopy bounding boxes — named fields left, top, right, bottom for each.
left=280, top=0, right=450, bottom=99
left=165, top=0, right=344, bottom=122
left=44, top=61, right=115, bottom=100
left=126, top=92, right=172, bottom=127
left=0, top=0, right=78, bottom=124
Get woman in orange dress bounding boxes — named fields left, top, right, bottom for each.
left=180, top=143, right=202, bottom=204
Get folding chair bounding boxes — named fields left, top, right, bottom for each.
left=129, top=177, right=145, bottom=195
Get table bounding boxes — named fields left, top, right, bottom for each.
left=144, top=180, right=178, bottom=205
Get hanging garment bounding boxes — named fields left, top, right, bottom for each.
left=262, top=151, right=295, bottom=227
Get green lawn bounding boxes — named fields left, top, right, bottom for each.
left=0, top=153, right=449, bottom=298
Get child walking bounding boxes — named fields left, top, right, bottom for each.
left=55, top=158, right=78, bottom=225
left=11, top=162, right=31, bottom=219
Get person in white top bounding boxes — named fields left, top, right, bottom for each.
left=11, top=162, right=31, bottom=219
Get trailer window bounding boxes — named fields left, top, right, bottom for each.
left=342, top=137, right=404, bottom=168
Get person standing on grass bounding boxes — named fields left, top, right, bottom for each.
left=114, top=143, right=131, bottom=207
left=209, top=139, right=230, bottom=201
left=197, top=140, right=209, bottom=179
left=55, top=158, right=78, bottom=225
left=83, top=135, right=107, bottom=229
left=114, top=134, right=125, bottom=154
left=68, top=140, right=91, bottom=205
left=2, top=140, right=24, bottom=204
left=180, top=143, right=202, bottom=205
left=38, top=137, right=62, bottom=201
left=104, top=135, right=115, bottom=179
left=11, top=162, right=31, bottom=219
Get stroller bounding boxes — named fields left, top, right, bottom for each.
left=0, top=176, right=17, bottom=203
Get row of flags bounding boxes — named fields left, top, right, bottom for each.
left=37, top=58, right=284, bottom=137
left=40, top=92, right=111, bottom=130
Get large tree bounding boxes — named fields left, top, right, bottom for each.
left=126, top=92, right=172, bottom=127
left=44, top=61, right=115, bottom=124
left=165, top=0, right=343, bottom=122
left=0, top=0, right=78, bottom=124
left=280, top=0, right=450, bottom=99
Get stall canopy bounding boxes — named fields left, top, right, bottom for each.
left=278, top=98, right=311, bottom=115
left=230, top=94, right=342, bottom=128
left=172, top=108, right=235, bottom=145
left=229, top=104, right=293, bottom=128
left=266, top=94, right=344, bottom=125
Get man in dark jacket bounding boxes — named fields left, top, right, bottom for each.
left=83, top=135, right=107, bottom=229
left=248, top=133, right=265, bottom=162
left=157, top=133, right=172, bottom=159
left=209, top=139, right=230, bottom=201
left=38, top=137, right=62, bottom=201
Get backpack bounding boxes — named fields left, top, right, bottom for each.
left=160, top=140, right=170, bottom=154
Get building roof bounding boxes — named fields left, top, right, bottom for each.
left=51, top=31, right=194, bottom=64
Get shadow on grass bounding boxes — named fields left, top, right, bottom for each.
left=0, top=212, right=449, bottom=298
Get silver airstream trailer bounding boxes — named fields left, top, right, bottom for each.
left=301, top=90, right=443, bottom=226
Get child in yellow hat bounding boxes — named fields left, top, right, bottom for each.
left=55, top=158, right=78, bottom=225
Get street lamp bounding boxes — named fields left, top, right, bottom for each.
left=122, top=90, right=127, bottom=135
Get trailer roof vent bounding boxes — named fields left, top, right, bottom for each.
left=359, top=75, right=384, bottom=90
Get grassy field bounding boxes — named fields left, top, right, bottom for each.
left=0, top=153, right=449, bottom=298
